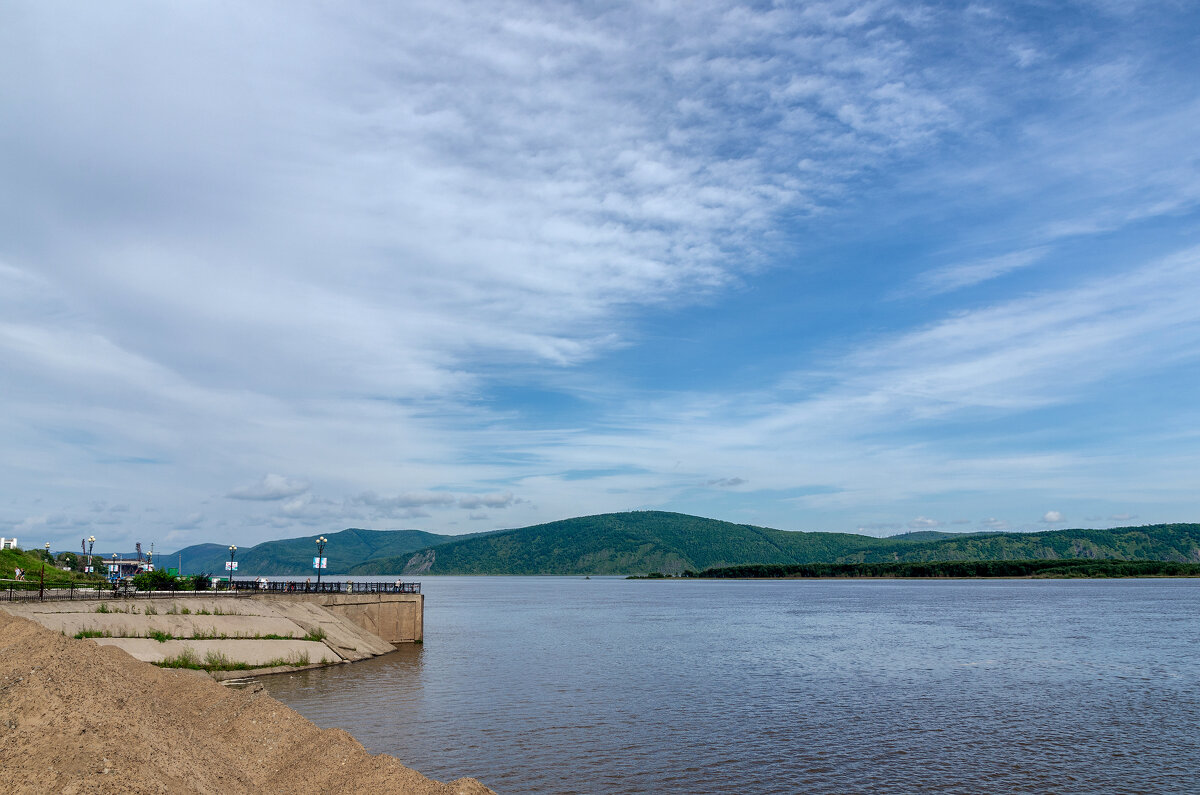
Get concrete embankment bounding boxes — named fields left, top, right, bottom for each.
left=3, top=592, right=421, bottom=678
left=0, top=610, right=492, bottom=794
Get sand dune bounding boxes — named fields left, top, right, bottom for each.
left=0, top=610, right=494, bottom=794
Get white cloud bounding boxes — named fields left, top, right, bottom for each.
left=174, top=513, right=204, bottom=530
left=351, top=492, right=458, bottom=521
left=457, top=492, right=519, bottom=510
left=706, top=477, right=747, bottom=488
left=227, top=475, right=310, bottom=502
left=913, top=247, right=1048, bottom=295
left=1041, top=511, right=1064, bottom=523
left=2, top=1, right=1199, bottom=546
left=908, top=516, right=941, bottom=529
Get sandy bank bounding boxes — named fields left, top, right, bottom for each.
left=0, top=610, right=493, bottom=794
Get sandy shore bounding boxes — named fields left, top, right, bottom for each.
left=0, top=610, right=494, bottom=794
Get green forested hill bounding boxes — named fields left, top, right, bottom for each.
left=344, top=513, right=1200, bottom=576
left=348, top=512, right=827, bottom=575
left=843, top=524, right=1200, bottom=564
left=172, top=527, right=458, bottom=576
left=172, top=512, right=1200, bottom=576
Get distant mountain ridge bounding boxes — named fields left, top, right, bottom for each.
left=172, top=527, right=460, bottom=576
left=347, top=512, right=1200, bottom=576
left=171, top=512, right=1200, bottom=576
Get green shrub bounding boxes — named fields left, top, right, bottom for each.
left=132, top=569, right=178, bottom=591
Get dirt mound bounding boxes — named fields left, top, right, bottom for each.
left=0, top=611, right=494, bottom=794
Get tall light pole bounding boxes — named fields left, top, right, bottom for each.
left=88, top=536, right=96, bottom=573
left=44, top=542, right=51, bottom=562
left=228, top=545, right=237, bottom=590
left=315, top=536, right=328, bottom=589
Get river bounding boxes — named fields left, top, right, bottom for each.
left=259, top=576, right=1200, bottom=793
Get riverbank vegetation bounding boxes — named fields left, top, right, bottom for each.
left=154, top=648, right=319, bottom=672
left=698, top=559, right=1200, bottom=579
left=1, top=548, right=106, bottom=588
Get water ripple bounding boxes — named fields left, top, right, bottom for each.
left=262, top=577, right=1200, bottom=794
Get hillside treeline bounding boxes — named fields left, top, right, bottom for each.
left=700, top=559, right=1200, bottom=579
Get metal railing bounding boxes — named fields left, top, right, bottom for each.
left=229, top=579, right=421, bottom=594
left=3, top=578, right=420, bottom=602
left=3, top=581, right=250, bottom=602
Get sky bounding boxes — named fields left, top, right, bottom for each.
left=3, top=1, right=1200, bottom=553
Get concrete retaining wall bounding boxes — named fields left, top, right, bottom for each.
left=2, top=591, right=422, bottom=676
left=296, top=592, right=422, bottom=644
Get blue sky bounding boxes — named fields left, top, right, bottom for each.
left=3, top=1, right=1200, bottom=551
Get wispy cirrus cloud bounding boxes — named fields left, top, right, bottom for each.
left=911, top=247, right=1048, bottom=296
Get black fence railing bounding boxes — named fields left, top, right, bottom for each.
left=2, top=578, right=420, bottom=602
left=2, top=581, right=252, bottom=602
left=228, top=579, right=421, bottom=594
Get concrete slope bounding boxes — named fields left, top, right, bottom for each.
left=261, top=598, right=395, bottom=661
left=2, top=595, right=402, bottom=671
left=93, top=637, right=335, bottom=666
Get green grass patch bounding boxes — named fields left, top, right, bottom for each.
left=0, top=548, right=107, bottom=587
left=189, top=627, right=225, bottom=640
left=74, top=629, right=113, bottom=639
left=153, top=648, right=315, bottom=672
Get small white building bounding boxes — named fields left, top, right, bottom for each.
left=0, top=537, right=18, bottom=550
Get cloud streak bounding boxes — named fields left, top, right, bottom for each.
left=227, top=475, right=310, bottom=502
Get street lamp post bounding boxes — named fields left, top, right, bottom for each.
left=88, top=536, right=96, bottom=573
left=315, top=536, right=328, bottom=589
left=228, top=545, right=237, bottom=590
left=44, top=542, right=51, bottom=562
